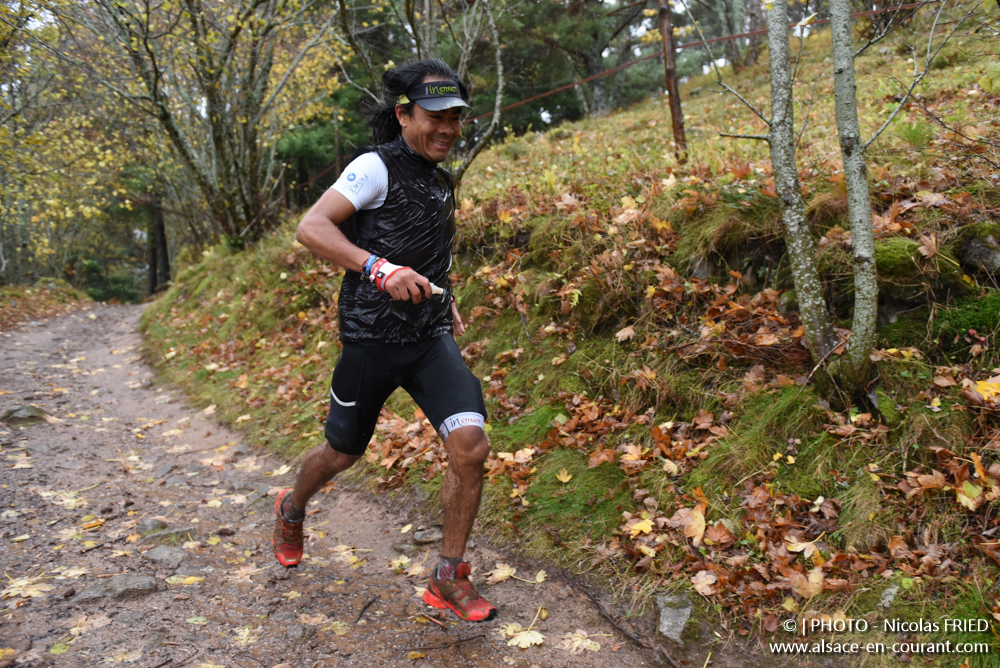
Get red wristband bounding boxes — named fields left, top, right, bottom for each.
left=370, top=258, right=409, bottom=292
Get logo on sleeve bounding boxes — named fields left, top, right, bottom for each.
left=346, top=173, right=356, bottom=182
left=349, top=174, right=369, bottom=195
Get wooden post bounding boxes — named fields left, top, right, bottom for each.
left=659, top=0, right=687, bottom=161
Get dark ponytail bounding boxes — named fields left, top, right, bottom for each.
left=365, top=58, right=469, bottom=145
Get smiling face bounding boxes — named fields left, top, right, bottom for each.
left=395, top=79, right=463, bottom=163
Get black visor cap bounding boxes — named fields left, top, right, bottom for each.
left=397, top=81, right=471, bottom=112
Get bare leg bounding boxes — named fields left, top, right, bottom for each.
left=439, top=426, right=489, bottom=559
left=289, top=444, right=361, bottom=511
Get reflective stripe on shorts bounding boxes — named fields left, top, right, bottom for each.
left=330, top=388, right=356, bottom=407
left=439, top=412, right=485, bottom=440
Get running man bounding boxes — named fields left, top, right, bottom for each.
left=272, top=59, right=497, bottom=623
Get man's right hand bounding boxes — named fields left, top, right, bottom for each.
left=383, top=266, right=433, bottom=304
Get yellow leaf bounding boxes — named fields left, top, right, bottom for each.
left=535, top=570, right=547, bottom=583
left=207, top=536, right=221, bottom=546
left=506, top=627, right=545, bottom=648
left=283, top=590, right=302, bottom=599
left=629, top=518, right=653, bottom=537
left=11, top=534, right=30, bottom=542
left=407, top=651, right=426, bottom=660
left=389, top=555, right=411, bottom=570
left=400, top=524, right=412, bottom=533
left=556, top=468, right=572, bottom=484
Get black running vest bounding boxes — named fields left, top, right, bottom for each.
left=337, top=135, right=455, bottom=343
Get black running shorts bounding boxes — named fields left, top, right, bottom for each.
left=324, top=335, right=487, bottom=456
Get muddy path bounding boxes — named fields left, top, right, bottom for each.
left=0, top=305, right=787, bottom=668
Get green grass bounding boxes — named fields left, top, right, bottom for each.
left=521, top=450, right=631, bottom=551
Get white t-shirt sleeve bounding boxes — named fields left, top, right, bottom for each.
left=330, top=152, right=388, bottom=211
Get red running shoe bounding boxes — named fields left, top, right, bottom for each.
left=272, top=489, right=303, bottom=568
left=423, top=561, right=498, bottom=622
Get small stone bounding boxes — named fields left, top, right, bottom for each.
left=412, top=527, right=443, bottom=545
left=142, top=545, right=189, bottom=570
left=215, top=527, right=236, bottom=536
left=960, top=232, right=1000, bottom=274
left=174, top=594, right=190, bottom=601
left=115, top=611, right=144, bottom=625
left=656, top=593, right=693, bottom=648
left=0, top=404, right=51, bottom=425
left=62, top=588, right=75, bottom=598
left=137, top=519, right=168, bottom=535
left=271, top=610, right=296, bottom=621
left=286, top=623, right=316, bottom=643
left=74, top=574, right=159, bottom=603
left=152, top=464, right=176, bottom=478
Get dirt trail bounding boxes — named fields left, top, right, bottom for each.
left=0, top=305, right=798, bottom=668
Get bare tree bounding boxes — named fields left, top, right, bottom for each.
left=40, top=0, right=337, bottom=243
left=830, top=0, right=981, bottom=394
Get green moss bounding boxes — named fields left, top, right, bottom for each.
left=875, top=388, right=903, bottom=429
left=876, top=237, right=922, bottom=277
left=490, top=406, right=563, bottom=453
left=522, top=449, right=631, bottom=545
left=938, top=291, right=1000, bottom=341
left=875, top=237, right=963, bottom=301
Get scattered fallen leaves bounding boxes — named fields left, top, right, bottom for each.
left=561, top=629, right=602, bottom=654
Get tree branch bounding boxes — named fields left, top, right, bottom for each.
left=864, top=0, right=980, bottom=148
left=454, top=0, right=504, bottom=188
left=327, top=41, right=380, bottom=103
left=336, top=0, right=382, bottom=92
left=855, top=0, right=932, bottom=58
left=719, top=132, right=770, bottom=140
left=674, top=0, right=771, bottom=126
left=257, top=14, right=333, bottom=119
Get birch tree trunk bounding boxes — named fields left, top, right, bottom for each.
left=766, top=0, right=836, bottom=364
left=830, top=0, right=878, bottom=394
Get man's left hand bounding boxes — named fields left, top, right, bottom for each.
left=451, top=298, right=465, bottom=337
